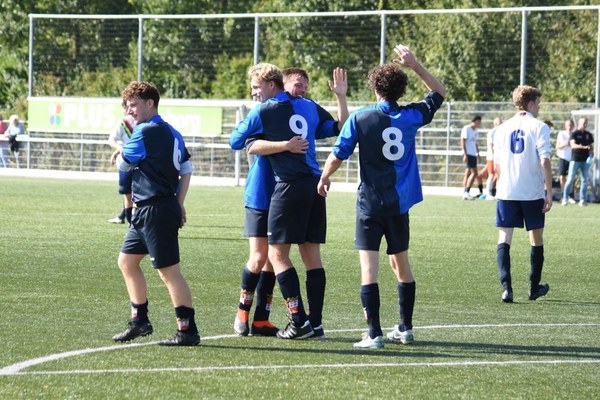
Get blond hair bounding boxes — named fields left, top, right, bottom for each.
left=248, top=63, right=284, bottom=90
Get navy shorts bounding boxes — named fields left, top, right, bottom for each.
left=267, top=176, right=326, bottom=244
left=466, top=155, right=477, bottom=169
left=244, top=207, right=268, bottom=238
left=118, top=170, right=133, bottom=195
left=355, top=211, right=410, bottom=255
left=495, top=199, right=545, bottom=231
left=558, top=158, right=570, bottom=176
left=121, top=196, right=181, bottom=268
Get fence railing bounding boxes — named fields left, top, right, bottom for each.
left=5, top=100, right=598, bottom=195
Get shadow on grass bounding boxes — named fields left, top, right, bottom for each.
left=200, top=341, right=458, bottom=359
left=198, top=339, right=600, bottom=360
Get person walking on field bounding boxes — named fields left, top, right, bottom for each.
left=461, top=116, right=483, bottom=200
left=493, top=85, right=553, bottom=303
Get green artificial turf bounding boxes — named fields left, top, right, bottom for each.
left=0, top=177, right=598, bottom=399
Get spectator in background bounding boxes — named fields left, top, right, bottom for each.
left=556, top=119, right=575, bottom=203
left=108, top=109, right=136, bottom=224
left=0, top=115, right=8, bottom=168
left=461, top=115, right=483, bottom=200
left=5, top=115, right=25, bottom=168
left=562, top=117, right=594, bottom=207
left=478, top=117, right=503, bottom=200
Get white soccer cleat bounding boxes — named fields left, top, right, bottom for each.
left=387, top=325, right=414, bottom=344
left=353, top=333, right=384, bottom=349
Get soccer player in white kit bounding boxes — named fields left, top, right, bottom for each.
left=493, top=85, right=553, bottom=303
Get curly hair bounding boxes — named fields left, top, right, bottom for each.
left=122, top=81, right=160, bottom=107
left=248, top=63, right=284, bottom=90
left=512, top=85, right=541, bottom=111
left=367, top=63, right=408, bottom=102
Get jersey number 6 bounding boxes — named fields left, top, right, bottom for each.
left=510, top=129, right=525, bottom=154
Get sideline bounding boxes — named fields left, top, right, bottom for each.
left=2, top=323, right=599, bottom=376
left=0, top=168, right=465, bottom=196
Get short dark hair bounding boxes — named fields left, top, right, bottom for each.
left=367, top=63, right=408, bottom=102
left=122, top=81, right=160, bottom=108
left=471, top=115, right=482, bottom=123
left=282, top=67, right=309, bottom=83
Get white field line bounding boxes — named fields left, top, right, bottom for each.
left=12, top=359, right=600, bottom=376
left=1, top=324, right=599, bottom=376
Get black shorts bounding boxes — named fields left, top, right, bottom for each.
left=466, top=155, right=477, bottom=169
left=495, top=199, right=545, bottom=231
left=267, top=176, right=326, bottom=244
left=121, top=196, right=181, bottom=268
left=244, top=207, right=268, bottom=237
left=355, top=211, right=410, bottom=255
left=118, top=170, right=133, bottom=195
left=558, top=158, right=570, bottom=176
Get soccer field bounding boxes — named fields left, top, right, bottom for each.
left=0, top=176, right=599, bottom=399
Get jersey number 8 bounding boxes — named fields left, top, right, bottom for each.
left=382, top=127, right=405, bottom=161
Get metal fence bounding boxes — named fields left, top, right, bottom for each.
left=15, top=7, right=600, bottom=195
left=28, top=6, right=600, bottom=104
left=8, top=100, right=598, bottom=192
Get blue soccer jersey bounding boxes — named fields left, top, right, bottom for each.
left=244, top=155, right=275, bottom=210
left=333, top=91, right=444, bottom=215
left=230, top=118, right=275, bottom=210
left=121, top=115, right=191, bottom=203
left=231, top=91, right=339, bottom=182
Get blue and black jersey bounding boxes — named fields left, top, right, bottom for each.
left=244, top=155, right=275, bottom=210
left=231, top=92, right=338, bottom=182
left=333, top=91, right=444, bottom=216
left=121, top=115, right=191, bottom=203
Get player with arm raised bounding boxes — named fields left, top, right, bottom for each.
left=233, top=62, right=347, bottom=340
left=318, top=44, right=445, bottom=348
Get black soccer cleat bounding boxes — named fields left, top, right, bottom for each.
left=309, top=324, right=326, bottom=340
left=528, top=283, right=550, bottom=300
left=158, top=331, right=200, bottom=346
left=112, top=321, right=153, bottom=342
left=276, top=320, right=313, bottom=340
left=250, top=322, right=279, bottom=337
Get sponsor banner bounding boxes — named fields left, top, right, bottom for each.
left=27, top=97, right=223, bottom=136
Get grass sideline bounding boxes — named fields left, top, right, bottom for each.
left=0, top=176, right=599, bottom=399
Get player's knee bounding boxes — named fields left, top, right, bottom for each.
left=247, top=252, right=268, bottom=273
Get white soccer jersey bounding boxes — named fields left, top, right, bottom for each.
left=493, top=111, right=551, bottom=201
left=111, top=115, right=135, bottom=145
left=461, top=125, right=479, bottom=156
left=556, top=129, right=572, bottom=161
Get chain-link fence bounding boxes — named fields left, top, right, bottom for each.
left=16, top=7, right=600, bottom=194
